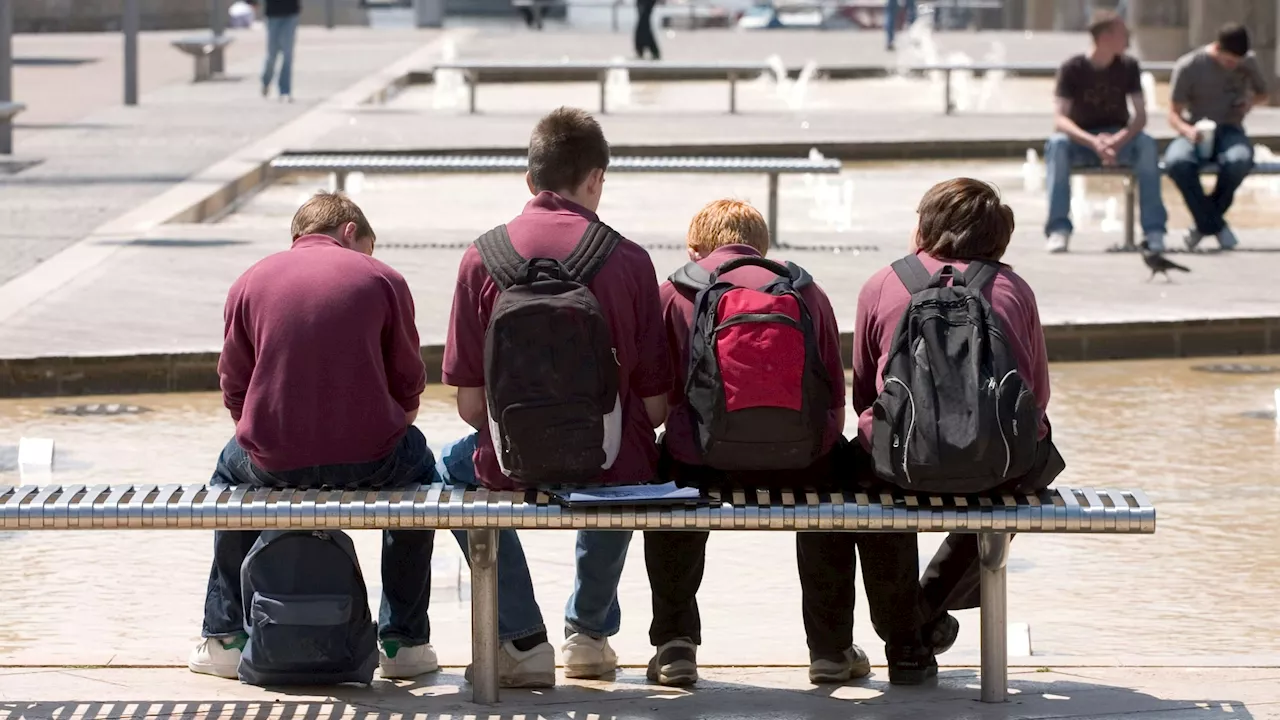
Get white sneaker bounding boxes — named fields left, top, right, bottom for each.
left=1143, top=232, right=1166, bottom=254
left=808, top=645, right=871, bottom=684
left=379, top=640, right=439, bottom=679
left=188, top=635, right=245, bottom=679
left=1046, top=232, right=1070, bottom=253
left=1218, top=225, right=1240, bottom=250
left=466, top=641, right=556, bottom=688
left=562, top=632, right=618, bottom=679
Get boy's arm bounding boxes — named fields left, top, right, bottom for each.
left=442, top=248, right=490, bottom=426
left=383, top=271, right=427, bottom=424
left=631, top=254, right=674, bottom=426
left=218, top=276, right=254, bottom=426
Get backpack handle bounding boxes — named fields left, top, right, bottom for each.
left=671, top=256, right=813, bottom=293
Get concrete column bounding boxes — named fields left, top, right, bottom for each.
left=1025, top=0, right=1056, bottom=31
left=415, top=0, right=445, bottom=28
left=209, top=0, right=225, bottom=74
left=0, top=0, right=11, bottom=154
left=1128, top=0, right=1190, bottom=62
left=124, top=0, right=140, bottom=106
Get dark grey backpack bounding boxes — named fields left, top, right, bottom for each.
left=238, top=529, right=378, bottom=686
left=475, top=222, right=623, bottom=487
left=871, top=255, right=1040, bottom=494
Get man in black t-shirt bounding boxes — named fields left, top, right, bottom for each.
left=262, top=0, right=301, bottom=100
left=1044, top=11, right=1167, bottom=254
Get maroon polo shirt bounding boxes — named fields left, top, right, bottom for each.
left=660, top=245, right=847, bottom=466
left=219, top=234, right=426, bottom=472
left=442, top=192, right=673, bottom=490
left=853, top=250, right=1050, bottom=450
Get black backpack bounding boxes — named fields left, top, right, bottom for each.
left=238, top=529, right=378, bottom=686
left=476, top=222, right=623, bottom=487
left=671, top=256, right=832, bottom=471
left=871, top=254, right=1040, bottom=494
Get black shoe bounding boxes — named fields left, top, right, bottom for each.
left=927, top=613, right=960, bottom=656
left=887, top=645, right=938, bottom=686
left=647, top=638, right=698, bottom=687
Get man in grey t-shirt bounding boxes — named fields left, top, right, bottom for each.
left=1165, top=23, right=1270, bottom=251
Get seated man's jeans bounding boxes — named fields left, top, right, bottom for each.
left=439, top=433, right=632, bottom=640
left=1044, top=129, right=1167, bottom=237
left=1163, top=124, right=1254, bottom=236
left=203, top=426, right=548, bottom=646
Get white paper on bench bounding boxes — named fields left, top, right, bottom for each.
left=560, top=481, right=702, bottom=506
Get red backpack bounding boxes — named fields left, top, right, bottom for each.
left=670, top=257, right=833, bottom=471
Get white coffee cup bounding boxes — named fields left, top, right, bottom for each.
left=1195, top=119, right=1217, bottom=160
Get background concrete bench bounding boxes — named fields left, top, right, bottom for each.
left=171, top=34, right=235, bottom=83
left=0, top=100, right=25, bottom=154
left=433, top=60, right=772, bottom=114
left=270, top=152, right=841, bottom=245
left=1074, top=161, right=1280, bottom=250
left=913, top=61, right=1176, bottom=115
left=0, top=482, right=1155, bottom=705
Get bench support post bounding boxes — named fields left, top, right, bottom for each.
left=978, top=532, right=1010, bottom=703
left=468, top=528, right=501, bottom=704
left=943, top=68, right=954, bottom=115
left=599, top=70, right=608, bottom=115
left=333, top=171, right=348, bottom=192
left=0, top=0, right=10, bottom=154
left=1124, top=175, right=1136, bottom=251
left=767, top=172, right=780, bottom=246
left=728, top=73, right=738, bottom=114
left=468, top=71, right=478, bottom=115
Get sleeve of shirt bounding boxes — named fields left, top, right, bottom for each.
left=851, top=275, right=882, bottom=416
left=382, top=270, right=427, bottom=413
left=217, top=275, right=254, bottom=423
left=1246, top=56, right=1270, bottom=96
left=1054, top=59, right=1075, bottom=99
left=1170, top=58, right=1191, bottom=106
left=810, top=286, right=846, bottom=409
left=658, top=281, right=685, bottom=404
left=441, top=247, right=488, bottom=388
left=1021, top=284, right=1051, bottom=417
left=631, top=253, right=674, bottom=398
left=1126, top=57, right=1142, bottom=95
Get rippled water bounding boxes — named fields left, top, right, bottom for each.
left=1, top=358, right=1278, bottom=666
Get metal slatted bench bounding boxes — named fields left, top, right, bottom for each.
left=171, top=34, right=235, bottom=82
left=1073, top=161, right=1280, bottom=250
left=269, top=153, right=842, bottom=245
left=0, top=482, right=1153, bottom=705
left=431, top=60, right=773, bottom=114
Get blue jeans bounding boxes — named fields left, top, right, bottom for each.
left=436, top=435, right=548, bottom=643
left=263, top=14, right=299, bottom=96
left=202, top=426, right=439, bottom=645
left=439, top=433, right=633, bottom=640
left=885, top=0, right=916, bottom=48
left=1044, top=129, right=1168, bottom=237
left=1164, top=124, right=1253, bottom=236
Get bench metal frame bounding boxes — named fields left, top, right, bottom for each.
left=270, top=153, right=842, bottom=246
left=0, top=482, right=1154, bottom=705
left=1073, top=161, right=1280, bottom=250
left=0, top=100, right=24, bottom=155
left=171, top=35, right=235, bottom=83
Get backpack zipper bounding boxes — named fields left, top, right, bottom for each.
left=994, top=369, right=1018, bottom=477
left=884, top=376, right=915, bottom=485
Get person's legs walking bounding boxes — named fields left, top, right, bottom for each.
left=796, top=532, right=868, bottom=683
left=1165, top=135, right=1219, bottom=241
left=261, top=16, right=283, bottom=96
left=643, top=530, right=708, bottom=686
left=885, top=0, right=899, bottom=50
left=276, top=14, right=300, bottom=98
left=1210, top=126, right=1254, bottom=249
left=563, top=529, right=632, bottom=677
left=1115, top=132, right=1169, bottom=248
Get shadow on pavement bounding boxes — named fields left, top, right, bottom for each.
left=0, top=669, right=1259, bottom=720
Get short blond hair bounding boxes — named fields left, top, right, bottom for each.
left=290, top=191, right=375, bottom=242
left=687, top=199, right=770, bottom=256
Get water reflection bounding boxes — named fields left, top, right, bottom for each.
left=0, top=358, right=1277, bottom=665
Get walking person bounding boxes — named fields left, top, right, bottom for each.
left=262, top=0, right=301, bottom=100
left=635, top=0, right=661, bottom=60
left=1164, top=23, right=1270, bottom=251
left=885, top=0, right=916, bottom=51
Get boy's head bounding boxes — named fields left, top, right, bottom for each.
left=686, top=199, right=771, bottom=261
left=291, top=191, right=376, bottom=255
left=1215, top=23, right=1251, bottom=70
left=913, top=178, right=1014, bottom=263
left=1088, top=10, right=1129, bottom=55
left=526, top=107, right=610, bottom=212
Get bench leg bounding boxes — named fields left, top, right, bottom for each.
left=729, top=73, right=738, bottom=114
left=468, top=72, right=478, bottom=115
left=1124, top=176, right=1137, bottom=251
left=978, top=532, right=1011, bottom=703
left=195, top=55, right=211, bottom=83
left=944, top=68, right=954, bottom=115
left=599, top=71, right=608, bottom=115
left=333, top=171, right=348, bottom=192
left=468, top=528, right=501, bottom=704
left=767, top=172, right=779, bottom=247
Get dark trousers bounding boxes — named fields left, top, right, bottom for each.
left=635, top=0, right=660, bottom=59
left=202, top=426, right=438, bottom=646
left=1164, top=124, right=1254, bottom=236
left=644, top=530, right=709, bottom=646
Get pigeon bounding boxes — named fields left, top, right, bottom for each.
left=1139, top=240, right=1190, bottom=282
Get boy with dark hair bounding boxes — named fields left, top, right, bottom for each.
left=1165, top=22, right=1270, bottom=251
left=854, top=178, right=1064, bottom=662
left=646, top=198, right=932, bottom=687
left=1044, top=9, right=1166, bottom=253
left=441, top=107, right=672, bottom=686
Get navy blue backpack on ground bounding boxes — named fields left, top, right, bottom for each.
left=237, top=529, right=378, bottom=686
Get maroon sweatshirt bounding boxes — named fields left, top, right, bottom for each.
left=219, top=234, right=426, bottom=472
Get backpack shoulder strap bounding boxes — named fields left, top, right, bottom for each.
left=670, top=261, right=712, bottom=293
left=563, top=221, right=623, bottom=284
left=890, top=254, right=933, bottom=295
left=474, top=224, right=524, bottom=290
left=784, top=261, right=813, bottom=290
left=961, top=260, right=1001, bottom=291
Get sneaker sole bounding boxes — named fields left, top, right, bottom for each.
left=188, top=661, right=238, bottom=680
left=379, top=663, right=440, bottom=679
left=564, top=663, right=616, bottom=679
left=502, top=672, right=555, bottom=689
left=808, top=669, right=851, bottom=684
left=648, top=663, right=698, bottom=687
left=889, top=665, right=939, bottom=686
